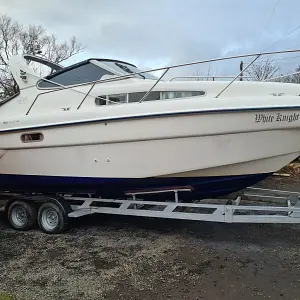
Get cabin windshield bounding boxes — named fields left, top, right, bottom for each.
left=38, top=62, right=115, bottom=88
left=38, top=59, right=158, bottom=89
left=93, top=60, right=158, bottom=80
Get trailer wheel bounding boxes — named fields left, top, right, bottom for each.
left=8, top=201, right=37, bottom=230
left=37, top=202, right=68, bottom=234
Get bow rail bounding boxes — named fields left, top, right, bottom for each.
left=22, top=48, right=300, bottom=113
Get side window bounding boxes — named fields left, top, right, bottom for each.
left=190, top=91, right=205, bottom=96
left=128, top=91, right=160, bottom=102
left=128, top=91, right=205, bottom=102
left=95, top=94, right=127, bottom=106
left=161, top=91, right=205, bottom=99
left=38, top=63, right=113, bottom=88
left=107, top=94, right=127, bottom=105
left=95, top=96, right=107, bottom=106
left=95, top=90, right=206, bottom=105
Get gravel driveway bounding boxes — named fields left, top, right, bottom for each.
left=0, top=177, right=300, bottom=300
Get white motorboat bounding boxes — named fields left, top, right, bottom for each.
left=0, top=50, right=300, bottom=200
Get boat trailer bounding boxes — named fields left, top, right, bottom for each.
left=1, top=186, right=300, bottom=234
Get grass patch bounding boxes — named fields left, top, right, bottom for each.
left=0, top=292, right=17, bottom=300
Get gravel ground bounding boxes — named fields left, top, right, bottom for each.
left=1, top=177, right=300, bottom=300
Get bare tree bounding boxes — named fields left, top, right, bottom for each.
left=266, top=65, right=300, bottom=83
left=0, top=14, right=84, bottom=99
left=245, top=57, right=279, bottom=81
left=192, top=63, right=213, bottom=81
left=192, top=68, right=204, bottom=81
left=280, top=65, right=300, bottom=83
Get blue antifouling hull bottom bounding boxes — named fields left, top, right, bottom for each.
left=0, top=173, right=271, bottom=201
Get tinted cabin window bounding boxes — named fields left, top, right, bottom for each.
left=95, top=90, right=206, bottom=106
left=128, top=91, right=160, bottom=102
left=161, top=91, right=205, bottom=99
left=95, top=96, right=107, bottom=106
left=107, top=94, right=127, bottom=104
left=38, top=63, right=113, bottom=88
left=95, top=94, right=127, bottom=106
left=129, top=91, right=205, bottom=102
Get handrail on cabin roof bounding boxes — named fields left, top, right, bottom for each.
left=19, top=48, right=300, bottom=113
left=170, top=76, right=253, bottom=81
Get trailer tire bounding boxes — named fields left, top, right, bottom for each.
left=37, top=202, right=68, bottom=234
left=8, top=201, right=37, bottom=231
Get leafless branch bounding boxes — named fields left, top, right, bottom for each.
left=0, top=14, right=84, bottom=99
left=245, top=57, right=279, bottom=81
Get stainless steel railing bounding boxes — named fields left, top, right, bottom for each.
left=22, top=48, right=300, bottom=114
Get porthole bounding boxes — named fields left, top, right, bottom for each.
left=21, top=133, right=44, bottom=143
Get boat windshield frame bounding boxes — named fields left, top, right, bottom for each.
left=90, top=59, right=158, bottom=80
left=43, top=58, right=157, bottom=82
left=23, top=54, right=64, bottom=73
left=35, top=58, right=158, bottom=89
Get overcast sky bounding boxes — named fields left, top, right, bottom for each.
left=1, top=0, right=300, bottom=77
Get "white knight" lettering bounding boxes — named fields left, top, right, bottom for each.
left=255, top=112, right=300, bottom=123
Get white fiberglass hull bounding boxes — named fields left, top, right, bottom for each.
left=0, top=130, right=298, bottom=178
left=0, top=106, right=299, bottom=199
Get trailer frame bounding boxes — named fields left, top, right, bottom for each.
left=1, top=186, right=300, bottom=233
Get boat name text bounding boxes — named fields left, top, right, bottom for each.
left=255, top=113, right=299, bottom=123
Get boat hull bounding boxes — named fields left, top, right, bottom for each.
left=0, top=172, right=270, bottom=200
left=0, top=107, right=300, bottom=199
